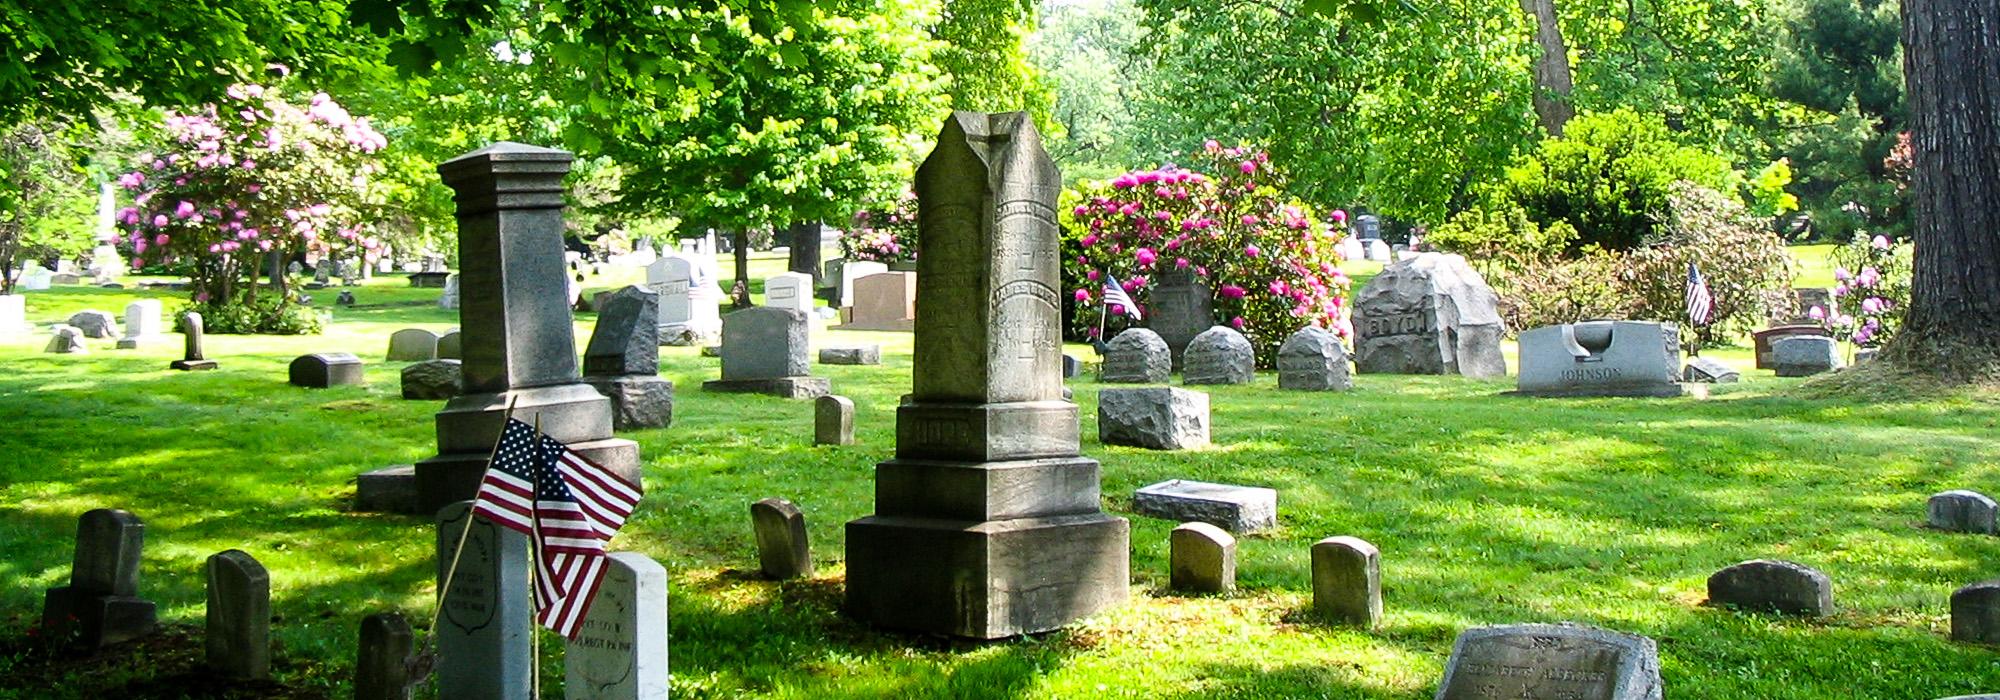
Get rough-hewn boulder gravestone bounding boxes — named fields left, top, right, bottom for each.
left=1353, top=253, right=1507, bottom=378
left=584, top=286, right=674, bottom=430
left=1929, top=490, right=1999, bottom=534
left=1312, top=536, right=1382, bottom=627
left=762, top=271, right=814, bottom=313
left=1099, top=387, right=1210, bottom=450
left=41, top=509, right=156, bottom=650
left=815, top=395, right=856, bottom=446
left=1772, top=335, right=1842, bottom=377
left=416, top=143, right=640, bottom=514
left=1706, top=559, right=1834, bottom=616
left=205, top=549, right=270, bottom=679
left=386, top=328, right=441, bottom=361
left=1751, top=324, right=1830, bottom=369
left=1183, top=326, right=1255, bottom=384
left=401, top=360, right=463, bottom=400
left=751, top=498, right=814, bottom=580
left=290, top=352, right=365, bottom=388
left=841, top=271, right=917, bottom=331
left=115, top=299, right=164, bottom=349
left=846, top=111, right=1129, bottom=639
left=1952, top=580, right=2000, bottom=644
left=45, top=325, right=87, bottom=354
left=171, top=312, right=218, bottom=370
left=1148, top=269, right=1213, bottom=370
left=566, top=552, right=670, bottom=700
left=1278, top=326, right=1353, bottom=391
left=1170, top=522, right=1236, bottom=594
left=356, top=612, right=421, bottom=700
left=838, top=260, right=889, bottom=308
left=1516, top=321, right=1683, bottom=397
left=1683, top=356, right=1740, bottom=383
left=1436, top=624, right=1663, bottom=700
left=1100, top=328, right=1171, bottom=383
left=436, top=501, right=531, bottom=700
left=1133, top=480, right=1277, bottom=533
left=818, top=345, right=881, bottom=365
left=702, top=306, right=829, bottom=399
left=66, top=309, right=117, bottom=338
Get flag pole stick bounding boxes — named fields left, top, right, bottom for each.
left=429, top=395, right=521, bottom=648
left=527, top=410, right=545, bottom=700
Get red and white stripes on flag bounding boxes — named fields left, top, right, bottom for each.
left=1685, top=262, right=1715, bottom=327
left=1102, top=272, right=1144, bottom=321
left=471, top=418, right=642, bottom=638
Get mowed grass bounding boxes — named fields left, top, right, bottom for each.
left=2, top=265, right=1999, bottom=699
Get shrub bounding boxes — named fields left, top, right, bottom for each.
left=1620, top=183, right=1795, bottom=348
left=1423, top=204, right=1576, bottom=276
left=1062, top=142, right=1351, bottom=365
left=1494, top=109, right=1785, bottom=252
left=1488, top=246, right=1627, bottom=333
left=1817, top=231, right=1911, bottom=347
left=115, top=80, right=388, bottom=334
left=842, top=190, right=917, bottom=263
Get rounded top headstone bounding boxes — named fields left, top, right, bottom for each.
left=1706, top=559, right=1834, bottom=616
left=1188, top=326, right=1252, bottom=353
left=1279, top=326, right=1342, bottom=358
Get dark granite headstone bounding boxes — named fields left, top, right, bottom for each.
left=355, top=612, right=421, bottom=700
left=584, top=285, right=661, bottom=376
left=1148, top=269, right=1212, bottom=371
left=1436, top=623, right=1663, bottom=700
left=1930, top=490, right=2000, bottom=534
left=289, top=352, right=365, bottom=388
left=171, top=312, right=218, bottom=371
left=1706, top=559, right=1834, bottom=616
left=401, top=360, right=463, bottom=400
left=205, top=549, right=270, bottom=679
left=702, top=306, right=828, bottom=399
left=751, top=498, right=813, bottom=580
left=1952, top=580, right=2000, bottom=645
left=40, top=509, right=157, bottom=650
left=845, top=111, right=1129, bottom=639
left=1100, top=328, right=1171, bottom=383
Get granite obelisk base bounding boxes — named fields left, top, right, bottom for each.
left=846, top=511, right=1128, bottom=638
left=415, top=384, right=640, bottom=514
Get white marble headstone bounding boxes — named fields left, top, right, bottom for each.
left=435, top=502, right=532, bottom=700
left=0, top=294, right=26, bottom=339
left=564, top=552, right=670, bottom=700
left=838, top=261, right=888, bottom=308
left=116, top=299, right=164, bottom=348
left=762, top=272, right=814, bottom=313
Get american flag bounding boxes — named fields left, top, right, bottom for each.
left=1102, top=272, right=1143, bottom=321
left=1685, top=262, right=1715, bottom=327
left=471, top=418, right=642, bottom=638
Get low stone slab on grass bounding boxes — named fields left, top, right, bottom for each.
left=1132, top=479, right=1277, bottom=533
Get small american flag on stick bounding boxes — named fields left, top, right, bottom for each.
left=1685, top=262, right=1715, bottom=328
left=1102, top=272, right=1143, bottom=321
left=472, top=418, right=641, bottom=638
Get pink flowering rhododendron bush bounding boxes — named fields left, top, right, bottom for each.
left=842, top=190, right=918, bottom=263
left=1817, top=231, right=1911, bottom=349
left=116, top=79, right=389, bottom=334
left=1062, top=142, right=1351, bottom=366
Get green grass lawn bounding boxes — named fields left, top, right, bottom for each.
left=2, top=267, right=1998, bottom=699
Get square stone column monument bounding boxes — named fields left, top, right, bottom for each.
left=415, top=143, right=642, bottom=514
left=845, top=112, right=1129, bottom=639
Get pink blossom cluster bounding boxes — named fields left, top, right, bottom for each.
left=844, top=190, right=918, bottom=263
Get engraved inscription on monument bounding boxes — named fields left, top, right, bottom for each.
left=1437, top=624, right=1661, bottom=700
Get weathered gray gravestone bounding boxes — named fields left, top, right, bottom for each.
left=416, top=143, right=640, bottom=514
left=1516, top=321, right=1683, bottom=398
left=205, top=549, right=271, bottom=679
left=566, top=552, right=670, bottom=700
left=1098, top=387, right=1210, bottom=450
left=115, top=299, right=164, bottom=349
left=1436, top=623, right=1663, bottom=700
left=1312, top=536, right=1382, bottom=627
left=1063, top=354, right=1081, bottom=378
left=437, top=329, right=462, bottom=360
left=701, top=306, right=830, bottom=399
left=355, top=612, right=421, bottom=700
left=1182, top=326, right=1255, bottom=385
left=1148, top=269, right=1213, bottom=371
left=1169, top=522, right=1236, bottom=594
left=171, top=312, right=218, bottom=371
left=1772, top=335, right=1842, bottom=377
left=818, top=345, right=881, bottom=366
left=845, top=111, right=1129, bottom=639
left=584, top=285, right=674, bottom=430
left=1706, top=559, right=1834, bottom=616
left=386, top=328, right=441, bottom=362
left=815, top=395, right=856, bottom=446
left=401, top=360, right=464, bottom=400
left=40, top=509, right=156, bottom=650
left=1277, top=326, right=1353, bottom=391
left=1100, top=328, right=1171, bottom=383
left=435, top=501, right=532, bottom=700
left=67, top=309, right=118, bottom=338
left=1930, top=490, right=2000, bottom=534
left=290, top=352, right=366, bottom=388
left=1952, top=580, right=2000, bottom=645
left=751, top=498, right=813, bottom=580
left=44, top=325, right=87, bottom=354
left=1133, top=480, right=1278, bottom=533
left=1353, top=253, right=1507, bottom=378
left=1683, top=356, right=1741, bottom=383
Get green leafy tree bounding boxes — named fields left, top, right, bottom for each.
left=0, top=119, right=95, bottom=293
left=1768, top=0, right=1906, bottom=241
left=935, top=0, right=1055, bottom=125
left=1029, top=0, right=1145, bottom=183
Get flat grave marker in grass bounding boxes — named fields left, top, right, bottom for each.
left=1436, top=623, right=1663, bottom=700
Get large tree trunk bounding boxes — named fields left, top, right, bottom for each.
left=1881, top=0, right=2000, bottom=378
left=730, top=228, right=753, bottom=309
left=1520, top=0, right=1576, bottom=136
left=786, top=221, right=823, bottom=284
